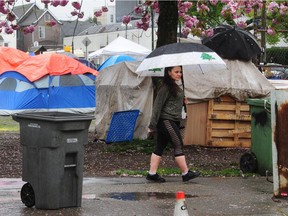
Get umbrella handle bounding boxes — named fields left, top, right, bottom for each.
left=181, top=73, right=187, bottom=113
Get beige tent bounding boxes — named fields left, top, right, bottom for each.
left=94, top=61, right=153, bottom=140
left=184, top=60, right=274, bottom=103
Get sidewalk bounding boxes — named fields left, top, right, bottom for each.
left=0, top=176, right=288, bottom=216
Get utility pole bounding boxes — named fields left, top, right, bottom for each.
left=261, top=1, right=267, bottom=64
left=151, top=8, right=154, bottom=50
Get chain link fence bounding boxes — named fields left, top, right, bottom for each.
left=256, top=32, right=288, bottom=80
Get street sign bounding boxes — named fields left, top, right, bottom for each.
left=82, top=37, right=91, bottom=47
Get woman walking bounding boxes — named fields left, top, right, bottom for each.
left=146, top=66, right=200, bottom=183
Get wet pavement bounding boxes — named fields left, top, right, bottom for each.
left=1, top=176, right=288, bottom=216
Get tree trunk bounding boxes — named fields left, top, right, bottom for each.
left=156, top=1, right=178, bottom=48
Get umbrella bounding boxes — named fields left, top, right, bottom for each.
left=136, top=42, right=226, bottom=76
left=136, top=42, right=227, bottom=112
left=97, top=55, right=136, bottom=71
left=202, top=25, right=261, bottom=61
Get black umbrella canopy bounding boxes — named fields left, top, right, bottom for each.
left=202, top=25, right=261, bottom=61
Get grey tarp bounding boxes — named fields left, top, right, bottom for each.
left=183, top=59, right=275, bottom=103
left=95, top=61, right=153, bottom=140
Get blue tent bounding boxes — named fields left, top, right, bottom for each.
left=0, top=71, right=96, bottom=115
left=97, top=55, right=136, bottom=71
left=0, top=71, right=47, bottom=115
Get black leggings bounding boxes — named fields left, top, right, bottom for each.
left=153, top=119, right=184, bottom=157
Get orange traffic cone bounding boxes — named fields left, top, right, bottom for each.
left=173, top=191, right=189, bottom=216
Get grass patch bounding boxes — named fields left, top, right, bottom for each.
left=0, top=116, right=19, bottom=132
left=104, top=139, right=156, bottom=154
left=115, top=167, right=255, bottom=177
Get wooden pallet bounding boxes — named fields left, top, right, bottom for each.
left=183, top=95, right=251, bottom=148
left=206, top=95, right=251, bottom=148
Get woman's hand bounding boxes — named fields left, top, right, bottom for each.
left=183, top=97, right=187, bottom=105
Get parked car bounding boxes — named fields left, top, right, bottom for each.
left=262, top=63, right=287, bottom=79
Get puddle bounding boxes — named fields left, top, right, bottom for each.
left=100, top=192, right=197, bottom=201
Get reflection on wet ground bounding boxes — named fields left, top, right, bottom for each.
left=99, top=192, right=197, bottom=201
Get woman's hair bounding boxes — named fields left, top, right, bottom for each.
left=162, top=66, right=182, bottom=97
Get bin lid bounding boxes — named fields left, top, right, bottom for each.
left=246, top=98, right=271, bottom=110
left=13, top=112, right=94, bottom=122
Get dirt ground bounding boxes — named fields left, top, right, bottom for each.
left=0, top=132, right=249, bottom=178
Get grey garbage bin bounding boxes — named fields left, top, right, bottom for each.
left=12, top=112, right=94, bottom=210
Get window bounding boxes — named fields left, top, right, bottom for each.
left=39, top=26, right=45, bottom=39
left=44, top=14, right=50, bottom=22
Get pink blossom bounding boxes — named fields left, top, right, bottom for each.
left=272, top=19, right=278, bottom=24
left=134, top=6, right=142, bottom=14
left=102, top=6, right=108, bottom=12
left=209, top=0, right=219, bottom=6
left=72, top=1, right=81, bottom=10
left=122, top=15, right=131, bottom=25
left=279, top=4, right=288, bottom=15
left=136, top=21, right=149, bottom=31
left=204, top=28, right=214, bottom=37
left=11, top=24, right=19, bottom=30
left=237, top=21, right=247, bottom=28
left=7, top=12, right=15, bottom=21
left=71, top=10, right=78, bottom=16
left=7, top=0, right=15, bottom=5
left=78, top=11, right=84, bottom=18
left=141, top=14, right=151, bottom=23
left=41, top=0, right=51, bottom=4
left=5, top=26, right=13, bottom=34
left=46, top=19, right=57, bottom=26
left=199, top=3, right=209, bottom=11
left=267, top=27, right=276, bottom=35
left=60, top=0, right=69, bottom=6
left=151, top=1, right=159, bottom=10
left=244, top=6, right=253, bottom=14
left=221, top=0, right=230, bottom=3
left=185, top=20, right=193, bottom=28
left=0, top=0, right=6, bottom=7
left=51, top=0, right=60, bottom=7
left=181, top=27, right=190, bottom=37
left=94, top=10, right=102, bottom=17
left=0, top=7, right=9, bottom=14
left=23, top=25, right=35, bottom=34
left=268, top=2, right=279, bottom=13
left=0, top=20, right=7, bottom=28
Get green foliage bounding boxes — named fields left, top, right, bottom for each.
left=266, top=47, right=288, bottom=65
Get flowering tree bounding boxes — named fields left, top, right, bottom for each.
left=0, top=0, right=108, bottom=34
left=1, top=0, right=287, bottom=46
left=127, top=0, right=288, bottom=48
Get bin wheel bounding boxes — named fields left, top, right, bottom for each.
left=21, top=182, right=35, bottom=208
left=240, top=152, right=258, bottom=173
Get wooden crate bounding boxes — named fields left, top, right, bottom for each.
left=183, top=95, right=251, bottom=148
left=207, top=95, right=251, bottom=147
